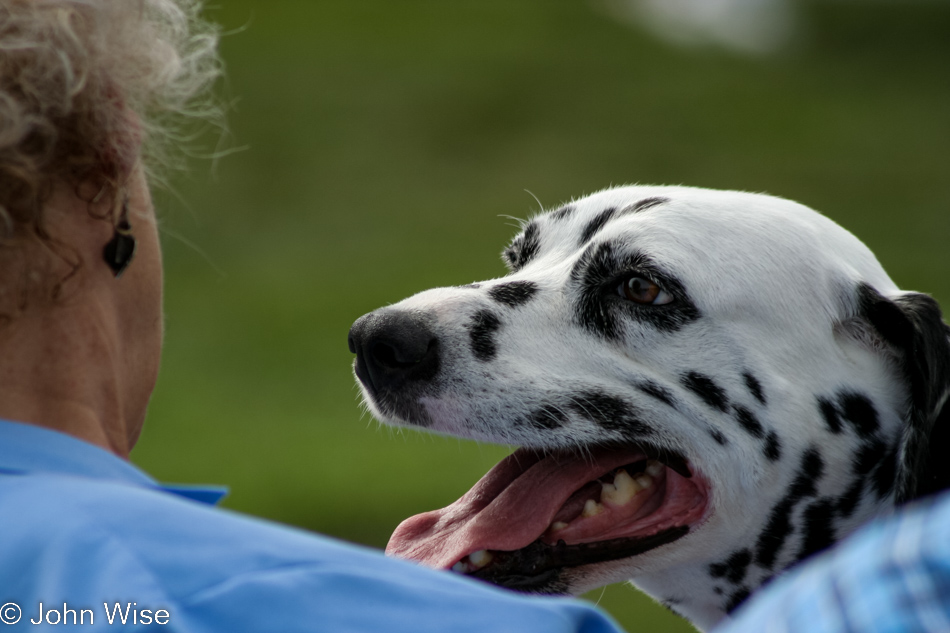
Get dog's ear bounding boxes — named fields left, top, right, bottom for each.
left=857, top=284, right=950, bottom=503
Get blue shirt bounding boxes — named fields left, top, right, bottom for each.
left=0, top=419, right=624, bottom=632
left=716, top=491, right=950, bottom=633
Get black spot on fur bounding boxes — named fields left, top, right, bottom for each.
left=743, top=372, right=767, bottom=405
left=527, top=404, right=567, bottom=430
left=733, top=404, right=765, bottom=439
left=798, top=498, right=837, bottom=561
left=550, top=205, right=575, bottom=221
left=822, top=390, right=894, bottom=502
left=709, top=548, right=752, bottom=585
left=839, top=392, right=880, bottom=438
left=489, top=281, right=539, bottom=308
left=469, top=310, right=501, bottom=362
left=763, top=431, right=782, bottom=461
left=793, top=449, right=825, bottom=495
left=817, top=397, right=843, bottom=434
left=755, top=448, right=824, bottom=569
left=504, top=222, right=541, bottom=271
left=725, top=587, right=751, bottom=613
left=709, top=428, right=728, bottom=445
left=872, top=445, right=898, bottom=498
left=681, top=372, right=728, bottom=412
left=836, top=478, right=864, bottom=518
left=755, top=500, right=795, bottom=570
left=578, top=207, right=617, bottom=247
left=567, top=390, right=651, bottom=435
left=637, top=380, right=675, bottom=407
left=571, top=243, right=622, bottom=340
left=571, top=242, right=700, bottom=339
left=621, top=196, right=669, bottom=215
left=713, top=586, right=723, bottom=595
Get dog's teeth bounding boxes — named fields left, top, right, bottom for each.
left=451, top=561, right=470, bottom=573
left=550, top=521, right=569, bottom=531
left=602, top=468, right=641, bottom=506
left=468, top=550, right=493, bottom=568
left=635, top=473, right=654, bottom=489
left=582, top=498, right=604, bottom=518
left=645, top=460, right=664, bottom=477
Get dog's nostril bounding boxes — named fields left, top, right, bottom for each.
left=370, top=341, right=401, bottom=369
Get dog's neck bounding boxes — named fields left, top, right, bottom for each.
left=630, top=491, right=896, bottom=631
left=633, top=558, right=777, bottom=630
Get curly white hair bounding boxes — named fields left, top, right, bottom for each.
left=0, top=0, right=222, bottom=238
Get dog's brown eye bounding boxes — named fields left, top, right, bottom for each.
left=618, top=276, right=673, bottom=305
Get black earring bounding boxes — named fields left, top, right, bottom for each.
left=103, top=197, right=136, bottom=278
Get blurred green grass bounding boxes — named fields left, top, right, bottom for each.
left=132, top=1, right=950, bottom=631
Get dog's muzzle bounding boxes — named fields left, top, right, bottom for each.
left=348, top=310, right=440, bottom=397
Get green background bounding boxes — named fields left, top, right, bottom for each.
left=132, top=2, right=950, bottom=631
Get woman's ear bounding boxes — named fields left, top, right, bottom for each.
left=858, top=284, right=950, bottom=504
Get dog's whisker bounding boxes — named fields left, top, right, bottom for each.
left=523, top=189, right=545, bottom=215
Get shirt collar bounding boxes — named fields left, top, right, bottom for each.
left=0, top=419, right=227, bottom=505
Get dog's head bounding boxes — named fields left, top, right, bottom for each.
left=349, top=186, right=950, bottom=629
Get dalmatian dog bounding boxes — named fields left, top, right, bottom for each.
left=348, top=186, right=950, bottom=631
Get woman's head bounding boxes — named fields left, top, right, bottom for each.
left=0, top=0, right=221, bottom=294
left=0, top=0, right=222, bottom=453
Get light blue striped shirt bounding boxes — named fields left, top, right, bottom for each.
left=717, top=491, right=950, bottom=633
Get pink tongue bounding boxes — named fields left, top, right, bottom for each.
left=386, top=446, right=645, bottom=569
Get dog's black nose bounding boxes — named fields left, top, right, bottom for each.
left=348, top=310, right=440, bottom=394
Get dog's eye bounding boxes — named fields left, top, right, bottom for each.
left=618, top=276, right=673, bottom=305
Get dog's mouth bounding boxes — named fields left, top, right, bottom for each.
left=386, top=444, right=708, bottom=592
